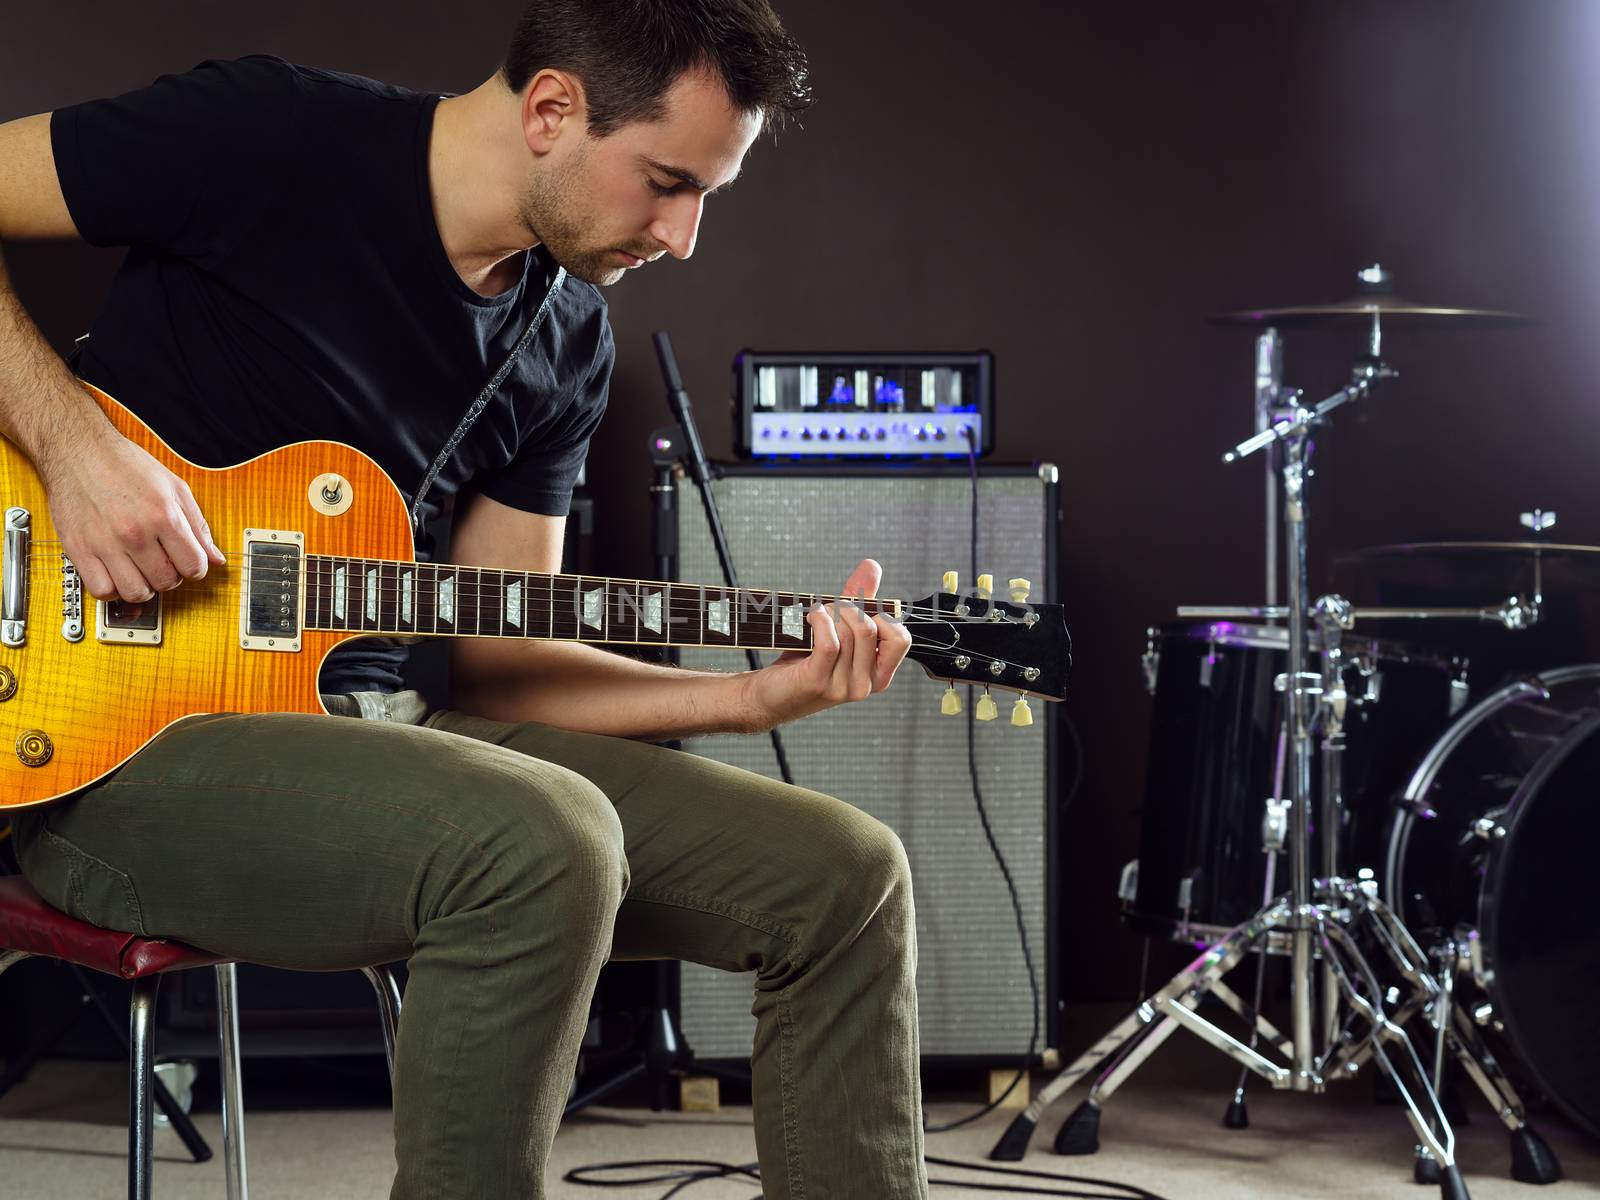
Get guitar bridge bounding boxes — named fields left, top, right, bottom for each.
left=239, top=528, right=303, bottom=652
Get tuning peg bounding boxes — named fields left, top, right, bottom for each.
left=941, top=685, right=963, bottom=716
left=976, top=573, right=994, bottom=598
left=1011, top=696, right=1034, bottom=727
left=976, top=690, right=999, bottom=721
left=1009, top=578, right=1031, bottom=604
left=942, top=570, right=959, bottom=594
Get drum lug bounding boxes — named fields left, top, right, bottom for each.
left=1448, top=658, right=1471, bottom=716
left=1262, top=798, right=1290, bottom=853
left=1274, top=670, right=1323, bottom=695
left=1176, top=873, right=1198, bottom=929
left=1473, top=1002, right=1505, bottom=1034
left=1117, top=859, right=1140, bottom=904
left=1469, top=816, right=1508, bottom=842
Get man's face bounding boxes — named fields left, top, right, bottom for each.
left=521, top=69, right=763, bottom=286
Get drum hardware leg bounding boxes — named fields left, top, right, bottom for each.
left=1226, top=731, right=1292, bottom=1130
left=1416, top=943, right=1457, bottom=1186
left=990, top=900, right=1295, bottom=1162
left=1315, top=915, right=1469, bottom=1197
left=1443, top=1008, right=1563, bottom=1184
left=1207, top=977, right=1294, bottom=1059
left=1357, top=907, right=1560, bottom=1182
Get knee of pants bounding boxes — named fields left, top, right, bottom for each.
left=441, top=754, right=630, bottom=922
left=801, top=803, right=916, bottom=948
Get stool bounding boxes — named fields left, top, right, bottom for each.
left=0, top=874, right=403, bottom=1199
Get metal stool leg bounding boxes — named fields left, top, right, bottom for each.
left=129, top=976, right=160, bottom=1200
left=214, top=964, right=248, bottom=1200
left=361, top=965, right=403, bottom=1086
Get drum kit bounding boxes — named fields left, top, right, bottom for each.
left=989, top=266, right=1600, bottom=1198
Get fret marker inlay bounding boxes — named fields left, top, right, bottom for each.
left=709, top=598, right=731, bottom=636
left=334, top=567, right=347, bottom=621
left=506, top=580, right=523, bottom=629
left=364, top=569, right=378, bottom=622
left=400, top=571, right=413, bottom=625
left=643, top=590, right=663, bottom=634
left=582, top=588, right=604, bottom=630
left=782, top=604, right=806, bottom=640
left=439, top=576, right=455, bottom=625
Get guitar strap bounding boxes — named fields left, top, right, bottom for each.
left=408, top=264, right=568, bottom=538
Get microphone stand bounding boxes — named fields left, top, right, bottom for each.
left=653, top=330, right=795, bottom=785
left=563, top=336, right=766, bottom=1117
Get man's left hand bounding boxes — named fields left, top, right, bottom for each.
left=736, top=558, right=912, bottom=733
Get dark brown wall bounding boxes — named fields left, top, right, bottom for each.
left=5, top=2, right=1597, bottom=1001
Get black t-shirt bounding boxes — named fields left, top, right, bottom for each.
left=50, top=55, right=613, bottom=693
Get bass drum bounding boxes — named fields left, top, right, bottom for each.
left=1127, top=620, right=1459, bottom=941
left=1385, top=665, right=1600, bottom=1139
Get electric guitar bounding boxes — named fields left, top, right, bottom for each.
left=0, top=383, right=1072, bottom=810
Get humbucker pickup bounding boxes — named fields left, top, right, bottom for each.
left=239, top=528, right=303, bottom=652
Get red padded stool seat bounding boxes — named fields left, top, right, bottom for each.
left=0, top=871, right=403, bottom=1199
left=0, top=875, right=228, bottom=978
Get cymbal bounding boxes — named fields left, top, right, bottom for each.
left=1341, top=541, right=1600, bottom=561
left=1209, top=295, right=1535, bottom=330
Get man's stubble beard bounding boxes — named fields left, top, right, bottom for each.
left=518, top=150, right=627, bottom=287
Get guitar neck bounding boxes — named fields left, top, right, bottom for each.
left=296, top=555, right=899, bottom=651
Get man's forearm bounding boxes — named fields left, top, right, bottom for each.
left=449, top=639, right=763, bottom=740
left=0, top=245, right=113, bottom=476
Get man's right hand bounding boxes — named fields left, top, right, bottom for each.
left=41, top=421, right=227, bottom=603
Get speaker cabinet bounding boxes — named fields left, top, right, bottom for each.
left=673, top=464, right=1062, bottom=1062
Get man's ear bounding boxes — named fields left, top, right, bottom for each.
left=521, top=68, right=586, bottom=154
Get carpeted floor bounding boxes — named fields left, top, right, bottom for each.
left=0, top=1035, right=1596, bottom=1199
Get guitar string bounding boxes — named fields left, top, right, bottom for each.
left=25, top=543, right=1034, bottom=611
left=20, top=560, right=1026, bottom=668
left=16, top=566, right=1016, bottom=625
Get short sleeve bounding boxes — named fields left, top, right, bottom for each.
left=473, top=315, right=613, bottom=517
left=50, top=56, right=302, bottom=256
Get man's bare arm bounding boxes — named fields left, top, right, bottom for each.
left=446, top=490, right=910, bottom=739
left=0, top=112, right=224, bottom=601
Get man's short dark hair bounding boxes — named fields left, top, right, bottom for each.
left=502, top=0, right=811, bottom=137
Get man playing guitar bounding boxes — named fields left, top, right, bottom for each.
left=0, top=4, right=931, bottom=1196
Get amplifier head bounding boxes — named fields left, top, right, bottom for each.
left=733, top=350, right=995, bottom=460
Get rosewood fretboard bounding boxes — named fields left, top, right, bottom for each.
left=290, top=555, right=898, bottom=651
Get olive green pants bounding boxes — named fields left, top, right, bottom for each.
left=10, top=694, right=928, bottom=1199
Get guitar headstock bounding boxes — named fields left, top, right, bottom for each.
left=903, top=573, right=1071, bottom=725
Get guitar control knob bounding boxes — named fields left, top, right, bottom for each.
left=1011, top=697, right=1034, bottom=728
left=976, top=692, right=999, bottom=722
left=16, top=729, right=52, bottom=767
left=0, top=665, right=16, bottom=702
left=941, top=685, right=963, bottom=716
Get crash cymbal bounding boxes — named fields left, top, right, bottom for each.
left=1209, top=296, right=1535, bottom=330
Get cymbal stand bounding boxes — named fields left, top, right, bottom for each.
left=988, top=339, right=1478, bottom=1200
